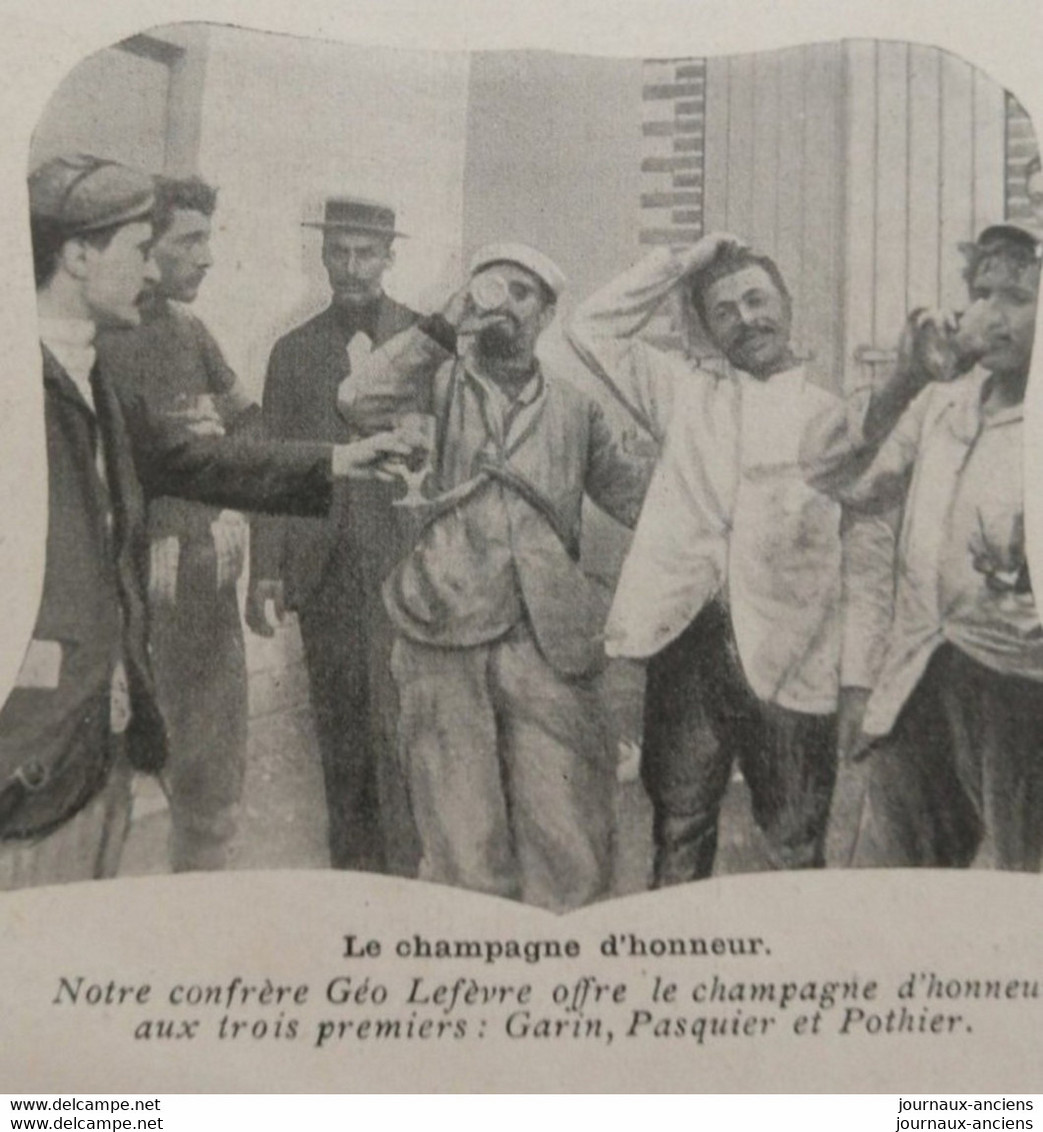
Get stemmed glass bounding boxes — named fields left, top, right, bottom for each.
left=389, top=412, right=437, bottom=508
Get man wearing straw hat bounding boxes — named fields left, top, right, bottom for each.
left=0, top=157, right=411, bottom=890
left=247, top=196, right=419, bottom=874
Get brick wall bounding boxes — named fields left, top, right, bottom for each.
left=1005, top=93, right=1039, bottom=225
left=640, top=58, right=707, bottom=247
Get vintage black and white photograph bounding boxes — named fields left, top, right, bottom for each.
left=2, top=17, right=1042, bottom=915
left=1, top=0, right=1042, bottom=1097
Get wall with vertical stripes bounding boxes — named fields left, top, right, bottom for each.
left=842, top=41, right=1006, bottom=390
left=704, top=44, right=846, bottom=390
left=641, top=41, right=1017, bottom=393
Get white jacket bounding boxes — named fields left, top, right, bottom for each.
left=568, top=246, right=896, bottom=713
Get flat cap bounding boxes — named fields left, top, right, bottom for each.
left=975, top=222, right=1042, bottom=257
left=469, top=242, right=566, bottom=299
left=302, top=195, right=406, bottom=237
left=28, top=154, right=155, bottom=237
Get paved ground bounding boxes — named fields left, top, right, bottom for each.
left=119, top=615, right=769, bottom=894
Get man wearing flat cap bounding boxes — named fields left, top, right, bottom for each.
left=0, top=156, right=411, bottom=889
left=339, top=242, right=654, bottom=911
left=801, top=222, right=1043, bottom=871
left=247, top=196, right=419, bottom=874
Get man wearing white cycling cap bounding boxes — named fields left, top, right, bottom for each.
left=339, top=241, right=653, bottom=911
left=467, top=242, right=567, bottom=298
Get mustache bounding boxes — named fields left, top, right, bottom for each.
left=475, top=313, right=519, bottom=336
left=734, top=323, right=778, bottom=347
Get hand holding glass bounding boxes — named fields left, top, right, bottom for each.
left=388, top=412, right=437, bottom=507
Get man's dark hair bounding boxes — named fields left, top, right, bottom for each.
left=31, top=219, right=126, bottom=289
left=152, top=175, right=218, bottom=239
left=688, top=244, right=792, bottom=326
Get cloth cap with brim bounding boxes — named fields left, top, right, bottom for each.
left=974, top=222, right=1043, bottom=258
left=302, top=196, right=406, bottom=237
left=28, top=154, right=155, bottom=237
left=468, top=242, right=566, bottom=299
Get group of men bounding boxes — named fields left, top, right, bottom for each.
left=1, top=148, right=1039, bottom=911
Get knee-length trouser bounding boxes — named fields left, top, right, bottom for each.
left=390, top=624, right=616, bottom=912
left=641, top=602, right=837, bottom=885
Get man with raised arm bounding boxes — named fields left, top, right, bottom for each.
left=340, top=242, right=653, bottom=911
left=568, top=234, right=895, bottom=884
left=800, top=223, right=1043, bottom=870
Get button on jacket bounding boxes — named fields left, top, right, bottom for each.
left=0, top=347, right=336, bottom=840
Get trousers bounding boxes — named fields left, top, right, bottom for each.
left=641, top=601, right=837, bottom=884
left=832, top=644, right=1043, bottom=871
left=150, top=561, right=248, bottom=873
left=390, top=623, right=616, bottom=911
left=298, top=551, right=386, bottom=873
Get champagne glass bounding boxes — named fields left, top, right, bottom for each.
left=907, top=309, right=982, bottom=384
left=456, top=272, right=510, bottom=336
left=470, top=272, right=508, bottom=313
left=390, top=412, right=437, bottom=508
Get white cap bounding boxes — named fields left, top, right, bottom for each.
left=468, top=242, right=566, bottom=298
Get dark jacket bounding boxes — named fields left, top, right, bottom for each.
left=0, top=349, right=334, bottom=839
left=250, top=297, right=418, bottom=607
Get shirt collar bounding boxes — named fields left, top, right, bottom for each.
left=39, top=316, right=95, bottom=351
left=39, top=317, right=97, bottom=403
left=735, top=359, right=804, bottom=391
left=465, top=361, right=544, bottom=408
left=979, top=372, right=1025, bottom=426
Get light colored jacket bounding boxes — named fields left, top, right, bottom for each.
left=801, top=372, right=1040, bottom=735
left=568, top=247, right=896, bottom=712
left=340, top=324, right=654, bottom=676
